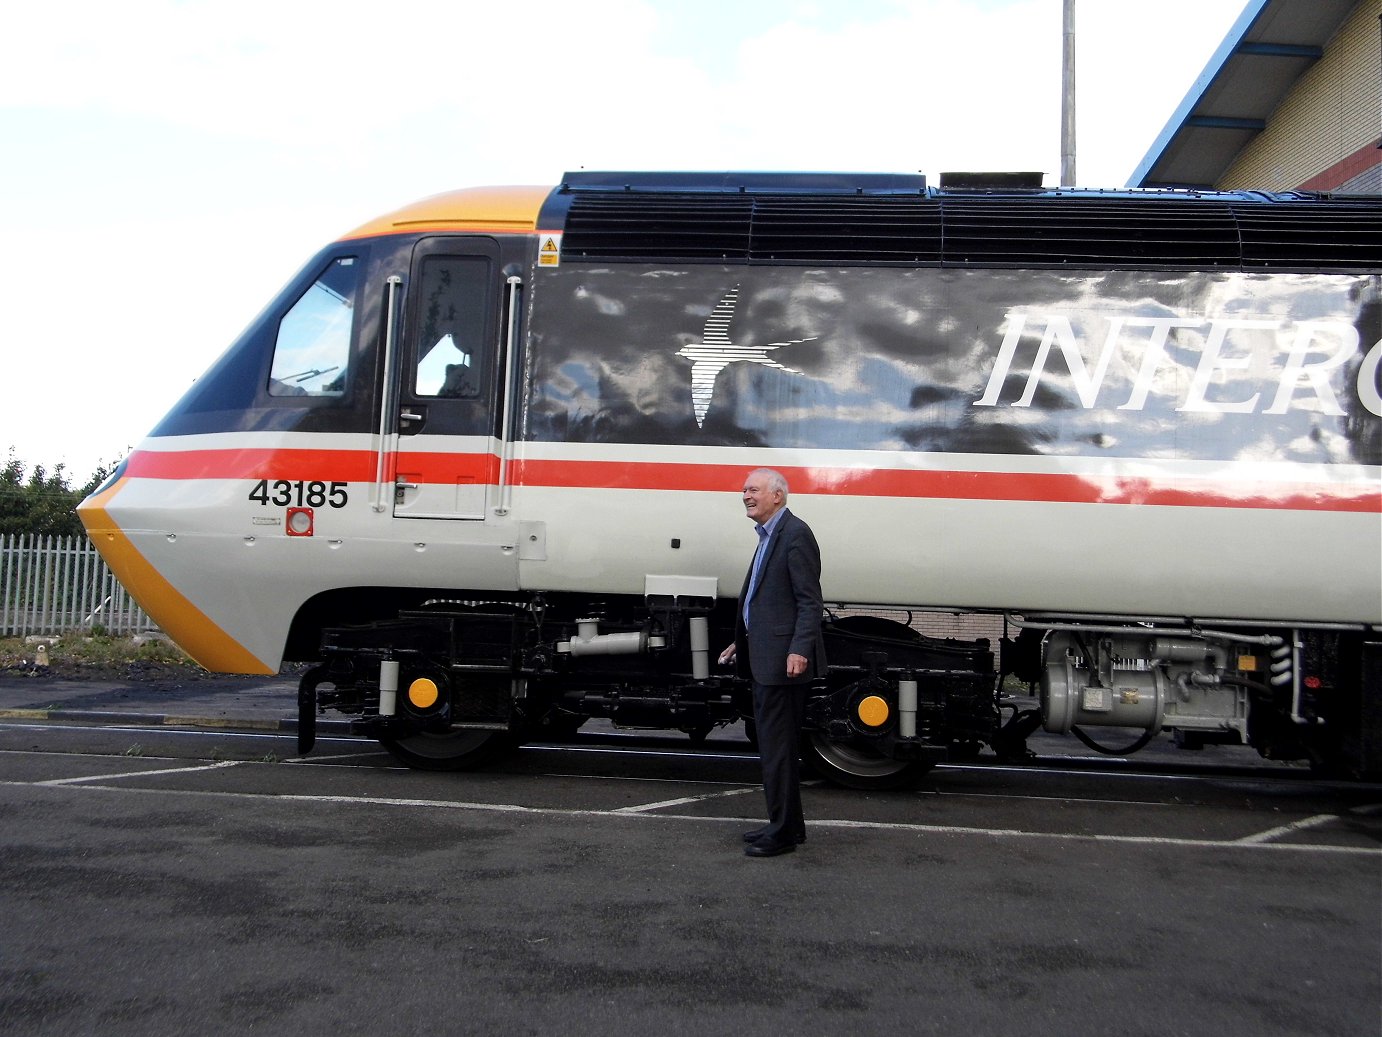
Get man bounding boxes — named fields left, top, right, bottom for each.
left=719, top=468, right=826, bottom=858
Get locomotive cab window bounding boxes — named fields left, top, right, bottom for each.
left=268, top=255, right=359, bottom=397
left=412, top=256, right=491, bottom=399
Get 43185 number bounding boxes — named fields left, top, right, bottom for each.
left=248, top=480, right=349, bottom=508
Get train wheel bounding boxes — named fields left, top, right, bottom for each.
left=377, top=727, right=511, bottom=771
left=803, top=733, right=934, bottom=790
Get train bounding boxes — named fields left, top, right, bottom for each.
left=78, top=171, right=1382, bottom=786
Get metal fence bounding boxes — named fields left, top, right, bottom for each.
left=0, top=534, right=156, bottom=637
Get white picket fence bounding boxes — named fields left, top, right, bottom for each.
left=0, top=534, right=156, bottom=637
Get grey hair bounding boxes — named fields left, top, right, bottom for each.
left=747, top=468, right=789, bottom=497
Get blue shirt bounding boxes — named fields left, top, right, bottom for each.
left=743, top=507, right=787, bottom=628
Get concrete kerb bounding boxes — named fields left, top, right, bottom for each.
left=0, top=671, right=339, bottom=737
left=0, top=707, right=357, bottom=736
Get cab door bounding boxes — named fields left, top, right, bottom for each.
left=392, top=237, right=503, bottom=520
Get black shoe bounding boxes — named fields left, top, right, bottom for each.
left=743, top=827, right=805, bottom=845
left=745, top=840, right=796, bottom=858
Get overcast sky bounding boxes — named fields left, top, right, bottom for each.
left=0, top=0, right=1249, bottom=482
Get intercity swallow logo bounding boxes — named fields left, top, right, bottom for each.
left=676, top=286, right=817, bottom=427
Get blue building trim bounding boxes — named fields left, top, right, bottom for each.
left=1127, top=0, right=1272, bottom=187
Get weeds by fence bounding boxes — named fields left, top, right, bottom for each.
left=0, top=534, right=155, bottom=637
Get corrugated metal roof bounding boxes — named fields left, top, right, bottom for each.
left=1129, top=0, right=1360, bottom=188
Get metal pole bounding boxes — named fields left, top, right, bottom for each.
left=1061, top=0, right=1077, bottom=186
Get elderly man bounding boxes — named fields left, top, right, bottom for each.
left=719, top=468, right=826, bottom=858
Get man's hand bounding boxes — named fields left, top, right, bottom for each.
left=786, top=653, right=808, bottom=678
left=718, top=644, right=737, bottom=665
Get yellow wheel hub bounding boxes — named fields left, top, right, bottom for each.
left=407, top=677, right=440, bottom=710
left=856, top=694, right=890, bottom=728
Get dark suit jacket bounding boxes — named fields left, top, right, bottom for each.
left=734, top=508, right=827, bottom=686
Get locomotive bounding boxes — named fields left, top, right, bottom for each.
left=79, top=171, right=1382, bottom=786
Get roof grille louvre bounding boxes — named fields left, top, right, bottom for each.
left=937, top=196, right=1243, bottom=267
left=1232, top=199, right=1382, bottom=270
left=561, top=194, right=757, bottom=260
left=557, top=190, right=1382, bottom=271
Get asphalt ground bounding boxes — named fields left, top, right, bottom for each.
left=1, top=672, right=1379, bottom=1036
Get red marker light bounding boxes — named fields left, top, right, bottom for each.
left=286, top=507, right=314, bottom=537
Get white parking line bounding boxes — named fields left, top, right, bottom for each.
left=542, top=772, right=754, bottom=786
left=37, top=760, right=243, bottom=785
left=1236, top=813, right=1338, bottom=844
left=283, top=751, right=393, bottom=764
left=2, top=778, right=1375, bottom=855
left=613, top=786, right=761, bottom=813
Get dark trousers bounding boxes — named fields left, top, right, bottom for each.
left=752, top=680, right=807, bottom=843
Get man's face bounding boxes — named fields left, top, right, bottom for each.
left=742, top=474, right=784, bottom=525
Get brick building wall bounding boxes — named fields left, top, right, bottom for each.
left=1219, top=0, right=1381, bottom=191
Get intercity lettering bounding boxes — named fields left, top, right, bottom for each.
left=972, top=313, right=1382, bottom=417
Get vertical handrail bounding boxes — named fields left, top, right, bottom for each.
left=493, top=275, right=524, bottom=517
left=373, top=275, right=404, bottom=513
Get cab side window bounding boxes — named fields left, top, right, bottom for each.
left=412, top=256, right=491, bottom=399
left=268, top=256, right=360, bottom=397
